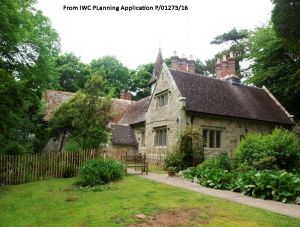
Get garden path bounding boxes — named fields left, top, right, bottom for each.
left=128, top=169, right=300, bottom=219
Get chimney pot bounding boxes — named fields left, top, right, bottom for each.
left=187, top=59, right=196, bottom=74
left=171, top=52, right=179, bottom=70
left=228, top=52, right=236, bottom=75
left=215, top=59, right=222, bottom=79
left=179, top=57, right=188, bottom=71
left=221, top=55, right=229, bottom=79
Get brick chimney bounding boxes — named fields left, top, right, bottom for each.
left=215, top=58, right=222, bottom=79
left=187, top=55, right=195, bottom=74
left=171, top=52, right=196, bottom=73
left=228, top=51, right=236, bottom=75
left=171, top=51, right=179, bottom=70
left=179, top=55, right=188, bottom=71
left=216, top=52, right=240, bottom=84
left=221, top=55, right=229, bottom=79
left=120, top=90, right=132, bottom=100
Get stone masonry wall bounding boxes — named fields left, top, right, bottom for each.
left=191, top=113, right=277, bottom=158
left=145, top=65, right=186, bottom=152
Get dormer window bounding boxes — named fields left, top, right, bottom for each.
left=156, top=91, right=169, bottom=108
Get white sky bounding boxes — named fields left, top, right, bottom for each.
left=36, top=0, right=273, bottom=69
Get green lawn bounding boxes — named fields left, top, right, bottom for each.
left=0, top=176, right=299, bottom=227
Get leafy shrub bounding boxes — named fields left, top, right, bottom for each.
left=197, top=168, right=237, bottom=190
left=164, top=152, right=182, bottom=171
left=64, top=140, right=81, bottom=152
left=235, top=128, right=300, bottom=171
left=79, top=159, right=125, bottom=186
left=177, top=126, right=204, bottom=168
left=2, top=142, right=26, bottom=155
left=183, top=167, right=300, bottom=203
left=234, top=170, right=300, bottom=203
left=183, top=167, right=199, bottom=180
left=62, top=166, right=76, bottom=178
left=198, top=152, right=232, bottom=171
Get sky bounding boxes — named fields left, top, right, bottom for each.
left=36, top=0, right=274, bottom=69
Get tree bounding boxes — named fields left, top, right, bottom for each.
left=272, top=0, right=300, bottom=55
left=246, top=24, right=300, bottom=117
left=0, top=0, right=60, bottom=154
left=56, top=53, right=90, bottom=92
left=90, top=56, right=131, bottom=97
left=211, top=28, right=249, bottom=45
left=49, top=74, right=113, bottom=151
left=209, top=28, right=250, bottom=77
left=130, top=63, right=153, bottom=100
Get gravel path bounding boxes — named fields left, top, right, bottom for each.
left=128, top=169, right=300, bottom=219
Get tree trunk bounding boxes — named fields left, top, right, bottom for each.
left=59, top=129, right=67, bottom=152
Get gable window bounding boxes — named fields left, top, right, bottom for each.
left=141, top=129, right=145, bottom=147
left=154, top=127, right=167, bottom=146
left=156, top=91, right=169, bottom=108
left=202, top=129, right=222, bottom=148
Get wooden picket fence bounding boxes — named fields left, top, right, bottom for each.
left=0, top=148, right=172, bottom=185
left=0, top=149, right=125, bottom=185
left=142, top=148, right=171, bottom=171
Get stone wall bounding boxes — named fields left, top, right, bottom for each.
left=145, top=65, right=186, bottom=151
left=293, top=120, right=300, bottom=139
left=133, top=123, right=146, bottom=153
left=43, top=137, right=65, bottom=153
left=191, top=113, right=278, bottom=158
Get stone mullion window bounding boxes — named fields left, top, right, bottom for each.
left=154, top=127, right=167, bottom=147
left=203, top=129, right=222, bottom=148
left=156, top=91, right=169, bottom=108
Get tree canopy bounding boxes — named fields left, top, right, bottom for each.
left=49, top=74, right=112, bottom=151
left=56, top=53, right=90, bottom=92
left=272, top=0, right=300, bottom=55
left=130, top=63, right=153, bottom=100
left=209, top=28, right=250, bottom=77
left=246, top=24, right=300, bottom=117
left=0, top=0, right=60, bottom=154
left=90, top=56, right=131, bottom=97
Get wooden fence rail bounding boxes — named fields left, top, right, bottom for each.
left=0, top=149, right=124, bottom=185
left=0, top=148, right=170, bottom=185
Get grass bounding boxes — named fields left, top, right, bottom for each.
left=0, top=176, right=299, bottom=227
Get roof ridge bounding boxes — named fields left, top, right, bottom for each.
left=169, top=69, right=265, bottom=90
left=45, top=89, right=75, bottom=95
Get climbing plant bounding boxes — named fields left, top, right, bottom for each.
left=176, top=126, right=205, bottom=168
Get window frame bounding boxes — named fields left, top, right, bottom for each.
left=154, top=126, right=168, bottom=147
left=202, top=128, right=222, bottom=149
left=156, top=91, right=169, bottom=109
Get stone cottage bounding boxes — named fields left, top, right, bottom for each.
left=44, top=49, right=294, bottom=157
left=110, top=50, right=293, bottom=157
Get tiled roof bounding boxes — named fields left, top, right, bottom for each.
left=43, top=90, right=74, bottom=121
left=110, top=124, right=138, bottom=146
left=110, top=98, right=135, bottom=123
left=119, top=96, right=150, bottom=125
left=43, top=90, right=134, bottom=123
left=170, top=69, right=293, bottom=125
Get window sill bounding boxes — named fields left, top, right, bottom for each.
left=204, top=147, right=222, bottom=149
